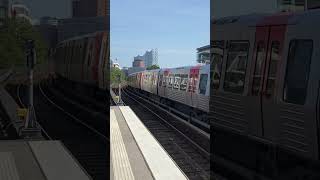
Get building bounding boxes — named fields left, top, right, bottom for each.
left=40, top=16, right=58, bottom=26
left=11, top=2, right=32, bottom=23
left=196, top=45, right=210, bottom=64
left=122, top=67, right=129, bottom=76
left=112, top=62, right=120, bottom=69
left=57, top=16, right=107, bottom=42
left=35, top=17, right=58, bottom=50
left=132, top=59, right=145, bottom=68
left=72, top=0, right=108, bottom=18
left=0, top=0, right=11, bottom=24
left=134, top=49, right=158, bottom=68
left=306, top=0, right=320, bottom=9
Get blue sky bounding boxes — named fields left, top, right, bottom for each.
left=111, top=0, right=209, bottom=68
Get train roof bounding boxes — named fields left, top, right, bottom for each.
left=128, top=64, right=210, bottom=76
left=57, top=31, right=106, bottom=46
left=211, top=8, right=320, bottom=27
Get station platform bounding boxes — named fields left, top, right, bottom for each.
left=0, top=140, right=91, bottom=180
left=0, top=86, right=24, bottom=135
left=110, top=106, right=188, bottom=180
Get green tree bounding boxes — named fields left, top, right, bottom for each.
left=110, top=67, right=126, bottom=85
left=0, top=18, right=47, bottom=68
left=146, top=64, right=160, bottom=70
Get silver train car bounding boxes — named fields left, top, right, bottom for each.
left=210, top=9, right=320, bottom=176
left=128, top=64, right=210, bottom=123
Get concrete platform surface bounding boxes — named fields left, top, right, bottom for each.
left=110, top=106, right=188, bottom=180
left=0, top=140, right=91, bottom=180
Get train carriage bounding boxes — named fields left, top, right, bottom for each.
left=210, top=9, right=320, bottom=174
left=128, top=64, right=210, bottom=123
left=54, top=31, right=109, bottom=97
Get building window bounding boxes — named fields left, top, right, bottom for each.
left=211, top=41, right=224, bottom=89
left=199, top=74, right=208, bottom=95
left=284, top=40, right=313, bottom=105
left=223, top=41, right=249, bottom=94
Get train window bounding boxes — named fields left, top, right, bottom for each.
left=211, top=41, right=224, bottom=89
left=180, top=74, right=188, bottom=91
left=199, top=74, right=208, bottom=95
left=265, top=41, right=280, bottom=97
left=173, top=75, right=181, bottom=89
left=284, top=40, right=313, bottom=105
left=252, top=42, right=266, bottom=95
left=223, top=41, right=249, bottom=94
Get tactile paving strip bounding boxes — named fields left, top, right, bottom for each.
left=111, top=109, right=135, bottom=180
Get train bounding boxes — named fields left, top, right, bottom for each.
left=128, top=64, right=210, bottom=124
left=54, top=31, right=109, bottom=98
left=211, top=9, right=320, bottom=176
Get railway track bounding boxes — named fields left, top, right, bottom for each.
left=121, top=88, right=211, bottom=180
left=15, top=83, right=108, bottom=180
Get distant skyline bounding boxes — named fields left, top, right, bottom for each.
left=111, top=0, right=209, bottom=68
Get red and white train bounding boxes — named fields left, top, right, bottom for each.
left=211, top=9, right=320, bottom=174
left=128, top=64, right=210, bottom=125
left=54, top=31, right=109, bottom=97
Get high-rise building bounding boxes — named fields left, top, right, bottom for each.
left=132, top=59, right=145, bottom=68
left=72, top=0, right=108, bottom=18
left=197, top=45, right=210, bottom=64
left=307, top=0, right=320, bottom=9
left=134, top=49, right=158, bottom=68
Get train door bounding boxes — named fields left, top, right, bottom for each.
left=163, top=70, right=170, bottom=97
left=197, top=65, right=210, bottom=112
left=261, top=26, right=286, bottom=140
left=188, top=66, right=200, bottom=108
left=249, top=25, right=286, bottom=140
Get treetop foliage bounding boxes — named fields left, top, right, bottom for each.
left=0, top=18, right=47, bottom=69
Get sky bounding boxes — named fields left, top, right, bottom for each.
left=111, top=0, right=210, bottom=68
